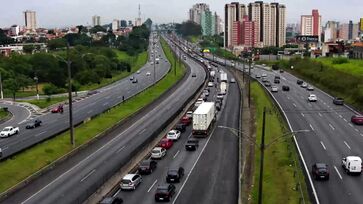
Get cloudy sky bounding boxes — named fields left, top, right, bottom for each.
left=1, top=0, right=362, bottom=28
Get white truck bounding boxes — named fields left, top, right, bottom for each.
left=192, top=102, right=215, bottom=137
left=210, top=70, right=216, bottom=78
left=342, top=156, right=362, bottom=175
left=220, top=82, right=227, bottom=95
left=0, top=126, right=19, bottom=138
left=220, top=72, right=228, bottom=82
left=155, top=58, right=160, bottom=64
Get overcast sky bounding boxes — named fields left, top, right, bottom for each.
left=1, top=0, right=362, bottom=28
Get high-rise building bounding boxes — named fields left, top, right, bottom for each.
left=241, top=16, right=256, bottom=47
left=92, top=15, right=101, bottom=27
left=189, top=3, right=210, bottom=25
left=201, top=10, right=215, bottom=36
left=10, top=25, right=20, bottom=36
left=112, top=19, right=120, bottom=31
left=128, top=20, right=133, bottom=27
left=300, top=9, right=322, bottom=41
left=348, top=20, right=353, bottom=40
left=224, top=2, right=243, bottom=48
left=324, top=21, right=338, bottom=42
left=215, top=13, right=223, bottom=35
left=24, top=10, right=37, bottom=30
left=120, top=20, right=127, bottom=28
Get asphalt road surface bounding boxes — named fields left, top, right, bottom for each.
left=0, top=39, right=170, bottom=159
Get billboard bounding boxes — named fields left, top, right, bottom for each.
left=360, top=18, right=363, bottom=31
left=296, top=35, right=319, bottom=43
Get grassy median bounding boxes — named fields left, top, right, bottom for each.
left=0, top=40, right=185, bottom=193
left=250, top=81, right=310, bottom=204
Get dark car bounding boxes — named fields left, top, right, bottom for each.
left=166, top=167, right=185, bottom=183
left=87, top=90, right=99, bottom=96
left=279, top=70, right=284, bottom=73
left=274, top=76, right=281, bottom=80
left=185, top=138, right=199, bottom=151
left=138, top=160, right=157, bottom=174
left=192, top=73, right=196, bottom=77
left=180, top=116, right=191, bottom=126
left=282, top=85, right=290, bottom=91
left=215, top=102, right=221, bottom=111
left=297, top=79, right=303, bottom=85
left=312, top=163, right=329, bottom=180
left=100, top=197, right=123, bottom=204
left=274, top=79, right=280, bottom=84
left=155, top=184, right=176, bottom=202
left=351, top=115, right=363, bottom=125
left=26, top=119, right=42, bottom=129
left=333, top=97, right=344, bottom=105
left=264, top=81, right=271, bottom=87
left=175, top=123, right=186, bottom=133
left=132, top=78, right=138, bottom=83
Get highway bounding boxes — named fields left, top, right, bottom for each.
left=0, top=39, right=170, bottom=159
left=111, top=58, right=240, bottom=204
left=1, top=37, right=208, bottom=204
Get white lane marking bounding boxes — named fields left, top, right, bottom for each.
left=320, top=141, right=326, bottom=150
left=293, top=103, right=297, bottom=107
left=329, top=124, right=335, bottom=131
left=344, top=141, right=351, bottom=150
left=147, top=180, right=158, bottom=192
left=334, top=166, right=343, bottom=180
left=112, top=189, right=121, bottom=197
left=173, top=150, right=180, bottom=159
left=339, top=115, right=343, bottom=118
left=309, top=124, right=315, bottom=131
left=349, top=123, right=354, bottom=127
left=301, top=113, right=305, bottom=117
left=138, top=128, right=147, bottom=135
left=172, top=128, right=215, bottom=204
left=318, top=113, right=323, bottom=117
left=2, top=146, right=8, bottom=150
left=287, top=96, right=291, bottom=100
left=103, top=102, right=109, bottom=106
left=35, top=131, right=47, bottom=137
left=343, top=118, right=347, bottom=122
left=105, top=96, right=111, bottom=100
left=116, top=146, right=125, bottom=153
left=80, top=169, right=96, bottom=182
left=87, top=110, right=93, bottom=114
left=355, top=129, right=359, bottom=132
left=360, top=134, right=363, bottom=137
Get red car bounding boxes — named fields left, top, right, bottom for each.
left=158, top=138, right=173, bottom=149
left=180, top=116, right=191, bottom=126
left=51, top=105, right=64, bottom=113
left=351, top=115, right=363, bottom=125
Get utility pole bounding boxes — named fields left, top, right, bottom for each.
left=258, top=107, right=267, bottom=204
left=66, top=42, right=75, bottom=148
left=153, top=35, right=156, bottom=83
left=0, top=72, right=3, bottom=100
left=248, top=59, right=251, bottom=108
left=242, top=59, right=245, bottom=82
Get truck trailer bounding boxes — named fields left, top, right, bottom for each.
left=192, top=102, right=215, bottom=137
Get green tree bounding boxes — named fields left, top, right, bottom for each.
left=48, top=38, right=67, bottom=50
left=43, top=83, right=59, bottom=99
left=175, top=21, right=202, bottom=37
left=23, top=45, right=35, bottom=54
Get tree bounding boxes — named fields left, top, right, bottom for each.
left=71, top=80, right=81, bottom=96
left=23, top=45, right=35, bottom=54
left=0, top=29, right=14, bottom=45
left=144, top=18, right=153, bottom=31
left=90, top=25, right=107, bottom=33
left=175, top=21, right=202, bottom=37
left=43, top=83, right=59, bottom=99
left=48, top=38, right=67, bottom=50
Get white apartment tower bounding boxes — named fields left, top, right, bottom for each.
left=24, top=10, right=37, bottom=30
left=189, top=3, right=210, bottom=25
left=112, top=19, right=120, bottom=31
left=92, top=15, right=101, bottom=27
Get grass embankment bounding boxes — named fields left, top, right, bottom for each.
left=18, top=97, right=69, bottom=109
left=0, top=109, right=10, bottom=121
left=251, top=81, right=310, bottom=204
left=270, top=58, right=363, bottom=110
left=0, top=41, right=185, bottom=193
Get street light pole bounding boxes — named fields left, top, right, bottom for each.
left=34, top=76, right=39, bottom=100
left=258, top=107, right=267, bottom=204
left=0, top=72, right=3, bottom=100
left=66, top=42, right=75, bottom=148
left=248, top=59, right=251, bottom=108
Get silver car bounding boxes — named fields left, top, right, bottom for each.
left=120, top=174, right=142, bottom=190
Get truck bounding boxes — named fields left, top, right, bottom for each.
left=210, top=70, right=215, bottom=78
left=220, top=82, right=227, bottom=95
left=155, top=58, right=160, bottom=64
left=0, top=126, right=19, bottom=138
left=342, top=156, right=362, bottom=175
left=192, top=102, right=215, bottom=137
left=220, top=72, right=228, bottom=82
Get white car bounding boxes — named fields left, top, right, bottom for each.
left=0, top=126, right=19, bottom=138
left=186, top=111, right=193, bottom=118
left=151, top=147, right=166, bottom=159
left=262, top=73, right=267, bottom=77
left=136, top=70, right=141, bottom=74
left=217, top=93, right=224, bottom=99
left=120, top=174, right=142, bottom=190
left=195, top=101, right=203, bottom=107
left=146, top=72, right=151, bottom=76
left=208, top=82, right=214, bottom=87
left=271, top=86, right=278, bottom=92
left=307, top=86, right=314, bottom=91
left=301, top=83, right=308, bottom=88
left=166, top=130, right=181, bottom=140
left=308, top=94, right=317, bottom=102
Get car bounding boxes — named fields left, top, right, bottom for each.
left=351, top=115, right=363, bottom=125
left=271, top=86, right=278, bottom=92
left=185, top=138, right=199, bottom=151
left=130, top=76, right=134, bottom=80
left=274, top=78, right=280, bottom=84
left=136, top=70, right=141, bottom=74
left=203, top=90, right=209, bottom=96
left=261, top=73, right=267, bottom=77
left=208, top=82, right=214, bottom=87
left=261, top=77, right=268, bottom=82
left=51, top=105, right=64, bottom=113
left=138, top=160, right=157, bottom=174
left=100, top=197, right=123, bottom=204
left=312, top=163, right=329, bottom=180
left=166, top=167, right=185, bottom=183
left=166, top=130, right=181, bottom=141
left=308, top=94, right=317, bottom=102
left=264, top=81, right=271, bottom=87
left=215, top=102, right=221, bottom=111
left=217, top=93, right=224, bottom=99
left=256, top=74, right=261, bottom=78
left=26, top=119, right=42, bottom=129
left=180, top=116, right=191, bottom=126
left=307, top=86, right=314, bottom=91
left=342, top=156, right=362, bottom=175
left=301, top=83, right=308, bottom=88
left=274, top=76, right=281, bottom=80
left=279, top=70, right=284, bottom=73
left=154, top=184, right=176, bottom=202
left=0, top=126, right=19, bottom=138
left=186, top=111, right=193, bottom=119
left=282, top=85, right=290, bottom=91
left=146, top=72, right=151, bottom=76
left=151, top=147, right=167, bottom=159
left=175, top=123, right=186, bottom=133
left=192, top=73, right=196, bottom=77
left=297, top=79, right=303, bottom=85
left=120, top=174, right=142, bottom=190
left=158, top=138, right=173, bottom=149
left=230, top=78, right=236, bottom=83
left=195, top=101, right=203, bottom=107
left=132, top=78, right=138, bottom=83
left=333, top=97, right=344, bottom=105
left=87, top=90, right=99, bottom=96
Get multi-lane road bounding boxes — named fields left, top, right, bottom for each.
left=0, top=39, right=170, bottom=159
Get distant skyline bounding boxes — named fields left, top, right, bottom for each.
left=1, top=0, right=363, bottom=28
